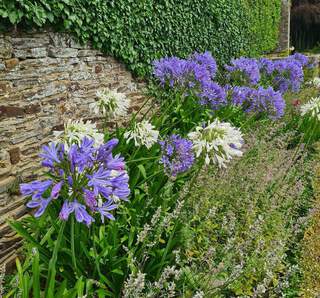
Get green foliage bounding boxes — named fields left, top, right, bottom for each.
left=0, top=0, right=281, bottom=76
left=300, top=148, right=320, bottom=297
left=244, top=0, right=282, bottom=55
left=180, top=118, right=315, bottom=296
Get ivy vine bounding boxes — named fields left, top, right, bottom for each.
left=0, top=0, right=281, bottom=76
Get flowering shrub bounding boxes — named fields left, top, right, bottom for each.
left=225, top=57, right=261, bottom=85
left=21, top=137, right=130, bottom=226
left=153, top=51, right=218, bottom=90
left=259, top=54, right=309, bottom=94
left=231, top=86, right=285, bottom=119
left=7, top=50, right=313, bottom=297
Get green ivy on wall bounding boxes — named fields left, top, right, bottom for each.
left=0, top=0, right=281, bottom=76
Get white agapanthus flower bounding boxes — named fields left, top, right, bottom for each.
left=308, top=77, right=320, bottom=89
left=124, top=120, right=159, bottom=149
left=53, top=119, right=104, bottom=148
left=300, top=96, right=320, bottom=121
left=90, top=88, right=130, bottom=119
left=188, top=119, right=244, bottom=167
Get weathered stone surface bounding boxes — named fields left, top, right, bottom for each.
left=14, top=47, right=47, bottom=59
left=9, top=148, right=20, bottom=165
left=0, top=106, right=25, bottom=118
left=0, top=176, right=15, bottom=193
left=48, top=47, right=78, bottom=58
left=11, top=37, right=50, bottom=49
left=0, top=40, right=12, bottom=59
left=0, top=161, right=12, bottom=178
left=0, top=29, right=147, bottom=267
left=277, top=0, right=290, bottom=52
left=78, top=49, right=99, bottom=57
left=5, top=58, right=19, bottom=70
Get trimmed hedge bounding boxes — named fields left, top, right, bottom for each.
left=0, top=0, right=281, bottom=76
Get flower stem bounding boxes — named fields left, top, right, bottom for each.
left=71, top=216, right=78, bottom=278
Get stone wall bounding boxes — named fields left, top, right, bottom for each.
left=0, top=30, right=146, bottom=267
left=277, top=0, right=291, bottom=52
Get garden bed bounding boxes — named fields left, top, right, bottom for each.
left=2, top=52, right=320, bottom=297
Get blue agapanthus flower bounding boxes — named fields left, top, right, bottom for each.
left=153, top=51, right=218, bottom=89
left=20, top=137, right=130, bottom=226
left=199, top=81, right=227, bottom=109
left=231, top=86, right=285, bottom=119
left=259, top=53, right=308, bottom=94
left=159, top=134, right=195, bottom=177
left=225, top=57, right=261, bottom=85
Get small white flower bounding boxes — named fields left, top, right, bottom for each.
left=188, top=119, right=244, bottom=167
left=308, top=77, right=320, bottom=88
left=124, top=120, right=159, bottom=149
left=300, top=96, right=320, bottom=121
left=53, top=119, right=104, bottom=148
left=90, top=88, right=130, bottom=119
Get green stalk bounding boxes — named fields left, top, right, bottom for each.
left=32, top=249, right=40, bottom=298
left=45, top=221, right=66, bottom=298
left=71, top=216, right=79, bottom=278
left=127, top=156, right=159, bottom=164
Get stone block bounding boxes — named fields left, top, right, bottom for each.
left=0, top=40, right=12, bottom=59
left=48, top=47, right=78, bottom=58
left=0, top=106, right=24, bottom=118
left=0, top=161, right=12, bottom=178
left=9, top=148, right=20, bottom=165
left=5, top=58, right=19, bottom=70
left=14, top=47, right=47, bottom=59
left=0, top=82, right=11, bottom=94
left=49, top=32, right=70, bottom=47
left=0, top=176, right=15, bottom=194
left=95, top=65, right=103, bottom=73
left=77, top=49, right=98, bottom=57
left=11, top=37, right=49, bottom=49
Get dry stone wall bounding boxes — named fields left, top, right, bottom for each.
left=0, top=30, right=146, bottom=266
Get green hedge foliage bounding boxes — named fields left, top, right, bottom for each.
left=0, top=0, right=281, bottom=76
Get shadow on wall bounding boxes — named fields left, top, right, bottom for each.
left=291, top=0, right=320, bottom=51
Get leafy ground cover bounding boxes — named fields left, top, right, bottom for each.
left=2, top=52, right=320, bottom=297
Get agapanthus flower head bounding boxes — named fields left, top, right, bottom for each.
left=159, top=134, right=195, bottom=177
left=189, top=51, right=217, bottom=79
left=53, top=119, right=104, bottom=149
left=300, top=97, right=320, bottom=121
left=21, top=137, right=130, bottom=226
left=290, top=53, right=309, bottom=68
left=272, top=58, right=304, bottom=93
left=231, top=86, right=285, bottom=119
left=198, top=82, right=227, bottom=109
left=153, top=56, right=191, bottom=87
left=188, top=119, right=244, bottom=167
left=259, top=55, right=307, bottom=94
left=90, top=88, right=131, bottom=119
left=124, top=120, right=159, bottom=149
left=153, top=51, right=217, bottom=89
left=225, top=57, right=260, bottom=85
